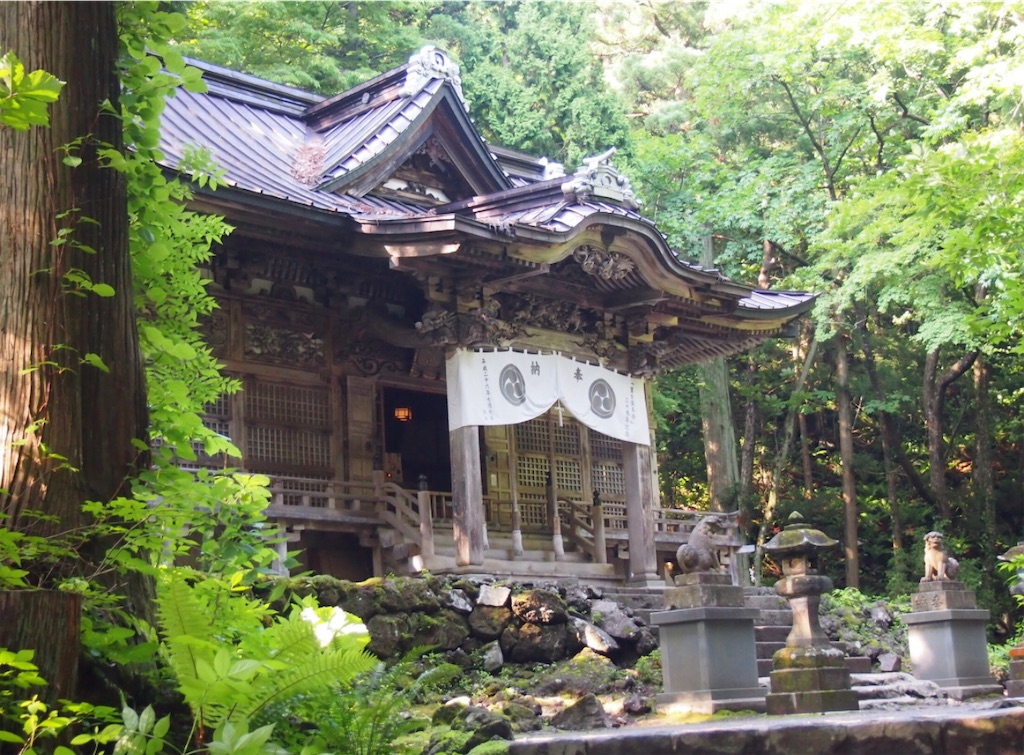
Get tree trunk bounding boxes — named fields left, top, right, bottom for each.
left=699, top=357, right=740, bottom=512
left=0, top=1, right=148, bottom=697
left=973, top=355, right=995, bottom=571
left=794, top=326, right=814, bottom=498
left=0, top=591, right=81, bottom=704
left=754, top=338, right=818, bottom=585
left=697, top=235, right=740, bottom=512
left=739, top=357, right=757, bottom=502
left=857, top=327, right=903, bottom=553
left=835, top=335, right=859, bottom=588
left=922, top=347, right=978, bottom=521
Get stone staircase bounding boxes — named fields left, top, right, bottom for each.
left=599, top=585, right=667, bottom=626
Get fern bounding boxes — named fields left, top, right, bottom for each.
left=155, top=571, right=376, bottom=737
left=236, top=645, right=376, bottom=724
left=156, top=572, right=221, bottom=702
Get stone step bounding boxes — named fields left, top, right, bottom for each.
left=756, top=608, right=794, bottom=626
left=754, top=625, right=792, bottom=642
left=851, top=672, right=949, bottom=703
left=744, top=594, right=789, bottom=610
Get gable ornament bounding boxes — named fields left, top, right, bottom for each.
left=401, top=46, right=467, bottom=106
left=561, top=147, right=641, bottom=210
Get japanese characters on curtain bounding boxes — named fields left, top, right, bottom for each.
left=446, top=349, right=649, bottom=446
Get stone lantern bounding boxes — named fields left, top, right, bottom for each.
left=762, top=512, right=858, bottom=715
left=999, top=541, right=1024, bottom=698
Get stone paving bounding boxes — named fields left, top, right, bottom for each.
left=509, top=696, right=1024, bottom=755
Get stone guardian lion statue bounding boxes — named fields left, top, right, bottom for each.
left=922, top=530, right=960, bottom=581
left=675, top=515, right=726, bottom=574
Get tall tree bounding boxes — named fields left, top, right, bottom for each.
left=0, top=0, right=148, bottom=698
left=1, top=1, right=147, bottom=534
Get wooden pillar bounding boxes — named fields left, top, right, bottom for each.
left=417, top=484, right=435, bottom=560
left=450, top=425, right=486, bottom=566
left=623, top=441, right=659, bottom=584
left=592, top=490, right=608, bottom=565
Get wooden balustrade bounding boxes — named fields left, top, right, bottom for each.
left=263, top=475, right=742, bottom=568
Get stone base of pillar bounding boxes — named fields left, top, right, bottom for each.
left=766, top=645, right=859, bottom=715
left=651, top=605, right=765, bottom=715
left=903, top=582, right=1001, bottom=701
left=1007, top=656, right=1024, bottom=698
left=656, top=689, right=766, bottom=715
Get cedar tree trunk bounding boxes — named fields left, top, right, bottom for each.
left=0, top=0, right=148, bottom=696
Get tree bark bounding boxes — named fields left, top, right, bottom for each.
left=973, top=355, right=995, bottom=569
left=835, top=335, right=859, bottom=588
left=1, top=2, right=147, bottom=536
left=922, top=347, right=978, bottom=520
left=697, top=235, right=740, bottom=512
left=0, top=1, right=148, bottom=698
left=739, top=357, right=757, bottom=502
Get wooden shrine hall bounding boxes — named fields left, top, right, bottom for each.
left=159, top=47, right=814, bottom=586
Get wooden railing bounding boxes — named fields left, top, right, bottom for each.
left=265, top=475, right=740, bottom=567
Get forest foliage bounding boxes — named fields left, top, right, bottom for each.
left=3, top=0, right=1024, bottom=750
left=181, top=0, right=1024, bottom=601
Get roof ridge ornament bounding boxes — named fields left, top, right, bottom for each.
left=401, top=46, right=467, bottom=107
left=561, top=147, right=641, bottom=210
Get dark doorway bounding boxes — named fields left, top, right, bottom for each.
left=381, top=388, right=451, bottom=491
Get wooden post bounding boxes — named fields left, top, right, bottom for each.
left=592, top=489, right=607, bottom=565
left=623, top=441, right=659, bottom=584
left=417, top=477, right=435, bottom=560
left=547, top=472, right=565, bottom=561
left=450, top=425, right=485, bottom=566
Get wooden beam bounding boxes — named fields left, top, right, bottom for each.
left=603, top=286, right=666, bottom=312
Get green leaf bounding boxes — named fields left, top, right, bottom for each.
left=0, top=731, right=25, bottom=744
left=91, top=283, right=116, bottom=297
left=81, top=352, right=110, bottom=373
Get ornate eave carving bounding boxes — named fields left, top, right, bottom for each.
left=573, top=245, right=636, bottom=281
left=561, top=147, right=641, bottom=210
left=414, top=301, right=524, bottom=348
left=400, top=46, right=467, bottom=106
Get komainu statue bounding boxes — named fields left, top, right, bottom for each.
left=675, top=515, right=726, bottom=574
left=922, top=530, right=960, bottom=581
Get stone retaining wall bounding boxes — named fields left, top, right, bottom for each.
left=285, top=574, right=658, bottom=668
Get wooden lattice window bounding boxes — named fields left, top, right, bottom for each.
left=589, top=429, right=625, bottom=497
left=190, top=393, right=235, bottom=469
left=244, top=379, right=332, bottom=475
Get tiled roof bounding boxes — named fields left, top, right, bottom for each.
left=158, top=56, right=815, bottom=318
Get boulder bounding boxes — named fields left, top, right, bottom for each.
left=501, top=622, right=569, bottom=663
left=409, top=609, right=471, bottom=650
left=477, top=584, right=512, bottom=607
left=569, top=616, right=620, bottom=656
left=878, top=652, right=902, bottom=673
left=512, top=589, right=569, bottom=625
left=442, top=588, right=475, bottom=614
left=480, top=641, right=504, bottom=672
left=550, top=692, right=613, bottom=731
left=365, top=613, right=411, bottom=658
left=590, top=599, right=640, bottom=641
left=469, top=606, right=513, bottom=641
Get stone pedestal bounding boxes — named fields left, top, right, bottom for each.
left=1007, top=647, right=1024, bottom=698
left=903, top=581, right=1003, bottom=700
left=652, top=573, right=766, bottom=714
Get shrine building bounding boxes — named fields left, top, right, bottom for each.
left=158, top=47, right=815, bottom=587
